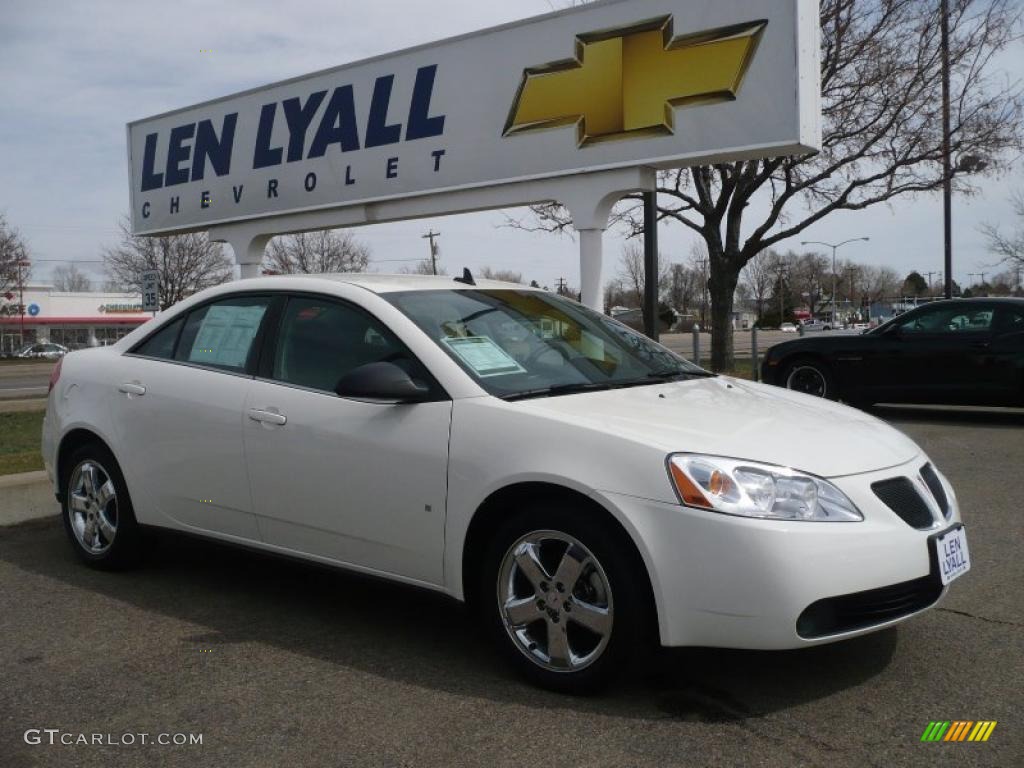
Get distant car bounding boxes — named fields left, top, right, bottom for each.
left=15, top=343, right=68, bottom=360
left=780, top=323, right=798, bottom=333
left=801, top=320, right=833, bottom=332
left=762, top=298, right=1024, bottom=407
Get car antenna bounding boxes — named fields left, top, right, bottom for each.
left=454, top=268, right=476, bottom=286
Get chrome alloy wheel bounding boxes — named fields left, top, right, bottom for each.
left=786, top=365, right=828, bottom=398
left=497, top=530, right=613, bottom=673
left=68, top=460, right=118, bottom=554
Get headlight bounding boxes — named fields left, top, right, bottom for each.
left=667, top=454, right=863, bottom=522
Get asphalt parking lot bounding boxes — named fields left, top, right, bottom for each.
left=1, top=408, right=1021, bottom=768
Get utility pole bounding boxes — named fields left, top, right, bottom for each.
left=555, top=277, right=568, bottom=296
left=941, top=0, right=954, bottom=299
left=422, top=230, right=441, bottom=275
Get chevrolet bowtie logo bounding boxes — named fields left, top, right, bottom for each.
left=504, top=16, right=767, bottom=147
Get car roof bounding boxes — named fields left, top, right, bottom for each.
left=253, top=273, right=534, bottom=294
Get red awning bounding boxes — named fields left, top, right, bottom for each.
left=0, top=316, right=152, bottom=326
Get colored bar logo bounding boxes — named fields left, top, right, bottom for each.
left=921, top=721, right=997, bottom=742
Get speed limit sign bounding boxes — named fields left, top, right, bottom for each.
left=141, top=270, right=159, bottom=313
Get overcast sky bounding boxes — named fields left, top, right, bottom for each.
left=2, top=0, right=1021, bottom=292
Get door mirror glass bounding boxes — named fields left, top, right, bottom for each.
left=335, top=361, right=430, bottom=402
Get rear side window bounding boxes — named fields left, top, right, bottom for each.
left=272, top=296, right=429, bottom=393
left=175, top=296, right=271, bottom=372
left=134, top=318, right=184, bottom=360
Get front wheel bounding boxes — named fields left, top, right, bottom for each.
left=478, top=502, right=650, bottom=694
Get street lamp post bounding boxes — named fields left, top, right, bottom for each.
left=801, top=238, right=870, bottom=328
left=941, top=0, right=953, bottom=300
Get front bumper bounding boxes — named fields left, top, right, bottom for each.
left=599, top=458, right=960, bottom=649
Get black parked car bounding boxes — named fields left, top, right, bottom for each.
left=761, top=298, right=1024, bottom=407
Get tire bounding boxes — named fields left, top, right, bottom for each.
left=782, top=357, right=836, bottom=400
left=60, top=442, right=150, bottom=570
left=476, top=500, right=651, bottom=695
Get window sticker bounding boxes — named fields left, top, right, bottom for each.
left=442, top=336, right=526, bottom=377
left=190, top=304, right=267, bottom=368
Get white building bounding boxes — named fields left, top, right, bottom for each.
left=1, top=283, right=152, bottom=354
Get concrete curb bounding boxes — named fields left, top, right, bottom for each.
left=0, top=470, right=59, bottom=526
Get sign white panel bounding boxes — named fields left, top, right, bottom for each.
left=141, top=270, right=160, bottom=312
left=127, top=0, right=819, bottom=235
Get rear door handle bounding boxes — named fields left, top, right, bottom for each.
left=118, top=382, right=146, bottom=396
left=248, top=408, right=287, bottom=426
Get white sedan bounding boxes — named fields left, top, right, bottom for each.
left=42, top=275, right=969, bottom=693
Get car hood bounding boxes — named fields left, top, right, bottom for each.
left=513, top=376, right=920, bottom=478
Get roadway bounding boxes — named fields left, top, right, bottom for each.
left=0, top=362, right=53, bottom=399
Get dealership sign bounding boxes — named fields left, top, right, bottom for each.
left=127, top=0, right=819, bottom=236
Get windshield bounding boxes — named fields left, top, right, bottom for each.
left=386, top=289, right=710, bottom=400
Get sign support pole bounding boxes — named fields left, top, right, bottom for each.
left=643, top=191, right=659, bottom=341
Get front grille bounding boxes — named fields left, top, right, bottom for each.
left=796, top=575, right=943, bottom=639
left=872, top=477, right=934, bottom=529
left=920, top=463, right=949, bottom=518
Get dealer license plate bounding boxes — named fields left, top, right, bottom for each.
left=935, top=526, right=970, bottom=586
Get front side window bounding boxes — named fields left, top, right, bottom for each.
left=272, top=296, right=430, bottom=393
left=175, top=296, right=271, bottom=372
left=386, top=289, right=708, bottom=400
left=897, top=305, right=994, bottom=334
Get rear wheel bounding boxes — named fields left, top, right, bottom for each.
left=478, top=501, right=650, bottom=694
left=61, top=443, right=149, bottom=569
left=782, top=358, right=835, bottom=400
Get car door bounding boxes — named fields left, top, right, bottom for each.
left=110, top=293, right=277, bottom=540
left=875, top=303, right=995, bottom=404
left=988, top=304, right=1024, bottom=404
left=242, top=293, right=452, bottom=585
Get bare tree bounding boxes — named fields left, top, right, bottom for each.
left=667, top=262, right=702, bottom=315
left=980, top=190, right=1024, bottom=271
left=479, top=267, right=523, bottom=283
left=789, top=252, right=833, bottom=316
left=0, top=214, right=31, bottom=296
left=264, top=230, right=370, bottom=274
left=51, top=264, right=92, bottom=292
left=860, top=264, right=902, bottom=303
left=618, top=243, right=673, bottom=324
left=741, top=249, right=781, bottom=319
left=511, top=0, right=1023, bottom=369
left=103, top=218, right=233, bottom=310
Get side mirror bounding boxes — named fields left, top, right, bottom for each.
left=335, top=361, right=430, bottom=402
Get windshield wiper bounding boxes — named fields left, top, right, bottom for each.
left=502, top=382, right=616, bottom=402
left=645, top=369, right=717, bottom=381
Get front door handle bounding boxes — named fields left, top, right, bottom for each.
left=248, top=408, right=287, bottom=426
left=118, top=382, right=146, bottom=397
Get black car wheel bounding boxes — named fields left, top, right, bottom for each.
left=783, top=358, right=835, bottom=399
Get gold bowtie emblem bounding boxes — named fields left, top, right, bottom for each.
left=504, top=16, right=767, bottom=147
